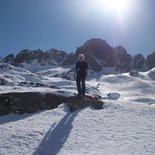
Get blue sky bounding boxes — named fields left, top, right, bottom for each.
left=0, top=0, right=155, bottom=57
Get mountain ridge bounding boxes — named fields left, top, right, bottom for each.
left=1, top=38, right=155, bottom=73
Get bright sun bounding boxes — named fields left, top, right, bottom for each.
left=96, top=0, right=131, bottom=19
left=103, top=0, right=129, bottom=12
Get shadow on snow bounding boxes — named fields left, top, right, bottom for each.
left=33, top=110, right=80, bottom=155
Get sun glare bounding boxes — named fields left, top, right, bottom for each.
left=95, top=0, right=131, bottom=19
left=72, top=0, right=134, bottom=25
left=103, top=0, right=129, bottom=12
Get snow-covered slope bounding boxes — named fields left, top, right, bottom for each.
left=0, top=63, right=44, bottom=85
left=20, top=60, right=53, bottom=73
left=143, top=67, right=155, bottom=81
left=0, top=66, right=155, bottom=155
left=36, top=67, right=74, bottom=80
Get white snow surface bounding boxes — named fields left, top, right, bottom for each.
left=0, top=66, right=155, bottom=155
left=21, top=59, right=58, bottom=73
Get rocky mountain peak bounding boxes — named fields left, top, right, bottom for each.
left=133, top=53, right=145, bottom=69
left=75, top=38, right=133, bottom=72
left=75, top=38, right=114, bottom=71
left=9, top=49, right=70, bottom=72
left=1, top=38, right=155, bottom=73
left=3, top=53, right=14, bottom=63
left=146, top=51, right=155, bottom=69
left=113, top=46, right=132, bottom=71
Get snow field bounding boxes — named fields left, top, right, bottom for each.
left=0, top=66, right=155, bottom=155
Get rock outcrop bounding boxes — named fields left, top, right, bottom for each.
left=133, top=53, right=145, bottom=69
left=74, top=39, right=132, bottom=72
left=146, top=51, right=155, bottom=69
left=74, top=39, right=114, bottom=71
left=66, top=96, right=104, bottom=112
left=113, top=46, right=132, bottom=72
left=0, top=92, right=104, bottom=115
left=3, top=53, right=14, bottom=63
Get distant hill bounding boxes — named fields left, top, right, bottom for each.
left=1, top=38, right=155, bottom=72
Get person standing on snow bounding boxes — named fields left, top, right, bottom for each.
left=75, top=54, right=88, bottom=97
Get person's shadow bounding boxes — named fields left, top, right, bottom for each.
left=33, top=110, right=79, bottom=155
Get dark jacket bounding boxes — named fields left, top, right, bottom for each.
left=75, top=61, right=88, bottom=78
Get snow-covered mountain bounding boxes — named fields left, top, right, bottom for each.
left=0, top=38, right=155, bottom=154
left=0, top=63, right=155, bottom=154
left=2, top=38, right=155, bottom=73
left=2, top=49, right=73, bottom=72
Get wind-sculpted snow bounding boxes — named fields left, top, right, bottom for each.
left=0, top=65, right=155, bottom=155
left=147, top=67, right=155, bottom=80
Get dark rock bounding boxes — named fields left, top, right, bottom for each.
left=0, top=96, right=11, bottom=115
left=130, top=70, right=139, bottom=77
left=133, top=53, right=145, bottom=69
left=0, top=92, right=104, bottom=115
left=0, top=92, right=64, bottom=115
left=11, top=49, right=70, bottom=68
left=75, top=39, right=114, bottom=71
left=50, top=85, right=60, bottom=89
left=47, top=49, right=69, bottom=65
left=65, top=96, right=104, bottom=112
left=61, top=68, right=75, bottom=80
left=61, top=53, right=75, bottom=66
left=0, top=63, right=12, bottom=70
left=3, top=54, right=14, bottom=63
left=74, top=39, right=133, bottom=72
left=146, top=51, right=155, bottom=69
left=113, top=46, right=132, bottom=72
left=12, top=49, right=31, bottom=66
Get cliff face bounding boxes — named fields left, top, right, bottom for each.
left=74, top=39, right=132, bottom=72
left=146, top=51, right=155, bottom=69
left=133, top=53, right=145, bottom=69
left=113, top=46, right=132, bottom=72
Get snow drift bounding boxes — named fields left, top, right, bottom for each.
left=0, top=65, right=155, bottom=155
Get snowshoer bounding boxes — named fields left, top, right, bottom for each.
left=75, top=54, right=88, bottom=97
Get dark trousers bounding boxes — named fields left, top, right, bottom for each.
left=76, top=76, right=86, bottom=96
